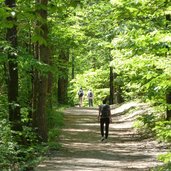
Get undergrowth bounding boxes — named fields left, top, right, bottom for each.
left=48, top=106, right=65, bottom=150
left=133, top=106, right=171, bottom=171
left=0, top=104, right=65, bottom=171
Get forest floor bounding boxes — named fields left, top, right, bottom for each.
left=35, top=102, right=168, bottom=171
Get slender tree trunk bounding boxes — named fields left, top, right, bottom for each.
left=165, top=0, right=171, bottom=120
left=166, top=93, right=171, bottom=120
left=37, top=0, right=49, bottom=141
left=47, top=49, right=53, bottom=110
left=109, top=66, right=114, bottom=105
left=32, top=43, right=39, bottom=128
left=71, top=55, right=75, bottom=79
left=58, top=49, right=69, bottom=104
left=109, top=53, right=114, bottom=105
left=5, top=0, right=21, bottom=131
left=58, top=77, right=68, bottom=104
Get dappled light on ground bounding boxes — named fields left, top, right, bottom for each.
left=36, top=102, right=167, bottom=171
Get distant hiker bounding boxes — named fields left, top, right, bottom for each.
left=87, top=89, right=93, bottom=107
left=98, top=99, right=112, bottom=142
left=78, top=87, right=84, bottom=107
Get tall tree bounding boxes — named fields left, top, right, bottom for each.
left=109, top=52, right=114, bottom=104
left=165, top=0, right=171, bottom=120
left=32, top=0, right=50, bottom=142
left=5, top=0, right=22, bottom=132
left=58, top=49, right=69, bottom=104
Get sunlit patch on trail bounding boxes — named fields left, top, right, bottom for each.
left=36, top=102, right=167, bottom=171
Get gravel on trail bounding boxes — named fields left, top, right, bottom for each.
left=35, top=102, right=167, bottom=171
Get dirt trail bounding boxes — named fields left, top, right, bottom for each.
left=36, top=102, right=167, bottom=171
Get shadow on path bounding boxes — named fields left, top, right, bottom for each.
left=35, top=105, right=166, bottom=171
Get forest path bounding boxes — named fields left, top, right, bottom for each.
left=36, top=102, right=167, bottom=171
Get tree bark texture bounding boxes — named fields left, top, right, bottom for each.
left=47, top=49, right=53, bottom=110
left=58, top=49, right=69, bottom=104
left=5, top=0, right=21, bottom=131
left=32, top=0, right=49, bottom=142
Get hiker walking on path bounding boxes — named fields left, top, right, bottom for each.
left=78, top=87, right=84, bottom=107
left=98, top=99, right=112, bottom=142
left=87, top=89, right=93, bottom=107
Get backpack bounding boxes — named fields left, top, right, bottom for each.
left=89, top=92, right=93, bottom=97
left=101, top=104, right=110, bottom=118
left=78, top=91, right=83, bottom=97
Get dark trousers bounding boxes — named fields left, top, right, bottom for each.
left=88, top=99, right=93, bottom=107
left=100, top=117, right=110, bottom=139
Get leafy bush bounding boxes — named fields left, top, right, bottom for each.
left=111, top=51, right=171, bottom=109
left=0, top=95, right=18, bottom=169
left=133, top=113, right=157, bottom=136
left=151, top=153, right=171, bottom=171
left=0, top=119, right=18, bottom=169
left=48, top=107, right=64, bottom=150
left=0, top=124, right=47, bottom=170
left=153, top=121, right=171, bottom=143
left=0, top=96, right=47, bottom=170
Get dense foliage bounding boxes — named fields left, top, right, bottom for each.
left=1, top=0, right=171, bottom=170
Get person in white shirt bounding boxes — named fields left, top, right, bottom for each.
left=87, top=89, right=93, bottom=107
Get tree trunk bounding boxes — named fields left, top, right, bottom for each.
left=166, top=93, right=171, bottom=120
left=47, top=49, right=53, bottom=110
left=32, top=43, right=39, bottom=128
left=165, top=0, right=171, bottom=120
left=5, top=0, right=22, bottom=131
left=71, top=55, right=75, bottom=79
left=32, top=0, right=49, bottom=142
left=58, top=49, right=69, bottom=104
left=109, top=66, right=114, bottom=105
left=109, top=52, right=114, bottom=105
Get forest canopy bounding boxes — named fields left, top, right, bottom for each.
left=0, top=0, right=171, bottom=170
